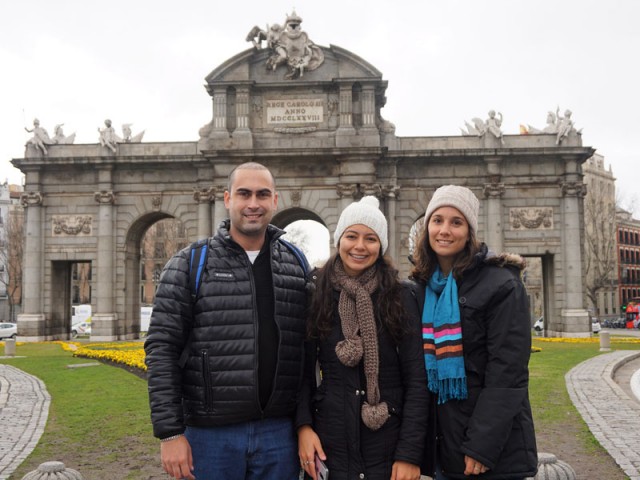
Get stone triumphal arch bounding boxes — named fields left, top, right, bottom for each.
left=13, top=14, right=594, bottom=340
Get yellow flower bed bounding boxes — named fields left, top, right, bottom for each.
left=535, top=336, right=640, bottom=344
left=57, top=340, right=148, bottom=371
left=28, top=334, right=640, bottom=374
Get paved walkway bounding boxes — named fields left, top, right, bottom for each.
left=1, top=346, right=640, bottom=479
left=566, top=349, right=640, bottom=480
left=0, top=364, right=50, bottom=480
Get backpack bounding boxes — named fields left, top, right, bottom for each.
left=187, top=237, right=310, bottom=300
left=178, top=237, right=310, bottom=368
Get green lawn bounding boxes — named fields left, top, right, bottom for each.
left=0, top=342, right=160, bottom=479
left=1, top=337, right=639, bottom=478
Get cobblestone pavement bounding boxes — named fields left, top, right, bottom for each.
left=1, top=349, right=640, bottom=479
left=566, top=349, right=640, bottom=480
left=0, top=363, right=50, bottom=480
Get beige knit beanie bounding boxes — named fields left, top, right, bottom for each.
left=334, top=196, right=388, bottom=254
left=424, top=185, right=479, bottom=233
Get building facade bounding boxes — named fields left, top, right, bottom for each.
left=617, top=209, right=640, bottom=310
left=11, top=18, right=595, bottom=340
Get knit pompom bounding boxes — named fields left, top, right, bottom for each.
left=361, top=401, right=390, bottom=430
left=335, top=337, right=363, bottom=367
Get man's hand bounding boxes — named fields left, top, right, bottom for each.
left=161, top=435, right=195, bottom=480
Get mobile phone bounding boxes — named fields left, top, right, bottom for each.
left=315, top=454, right=329, bottom=480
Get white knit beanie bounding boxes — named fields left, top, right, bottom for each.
left=334, top=196, right=388, bottom=254
left=424, top=185, right=479, bottom=233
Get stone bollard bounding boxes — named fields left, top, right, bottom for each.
left=599, top=331, right=611, bottom=352
left=4, top=338, right=16, bottom=356
left=527, top=452, right=576, bottom=480
left=21, top=461, right=84, bottom=479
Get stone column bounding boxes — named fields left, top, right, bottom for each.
left=483, top=157, right=505, bottom=253
left=383, top=185, right=400, bottom=260
left=336, top=83, right=356, bottom=146
left=213, top=186, right=227, bottom=231
left=233, top=86, right=253, bottom=148
left=559, top=170, right=590, bottom=337
left=212, top=87, right=227, bottom=131
left=361, top=85, right=376, bottom=128
left=206, top=87, right=229, bottom=144
left=193, top=187, right=214, bottom=239
left=92, top=182, right=118, bottom=341
left=235, top=87, right=250, bottom=131
left=18, top=191, right=46, bottom=340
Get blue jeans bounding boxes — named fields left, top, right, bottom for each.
left=185, top=417, right=299, bottom=480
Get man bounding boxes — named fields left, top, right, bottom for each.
left=145, top=162, right=308, bottom=479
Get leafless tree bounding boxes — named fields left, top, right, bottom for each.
left=140, top=218, right=187, bottom=304
left=0, top=208, right=24, bottom=322
left=584, top=181, right=618, bottom=313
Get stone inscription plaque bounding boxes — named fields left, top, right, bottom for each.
left=266, top=98, right=323, bottom=124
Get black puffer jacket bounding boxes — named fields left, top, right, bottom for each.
left=145, top=221, right=308, bottom=440
left=413, top=244, right=537, bottom=479
left=295, top=284, right=430, bottom=480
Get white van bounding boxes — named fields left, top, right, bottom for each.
left=141, top=306, right=153, bottom=332
left=72, top=304, right=92, bottom=325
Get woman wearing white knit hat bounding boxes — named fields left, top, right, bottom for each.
left=410, top=185, right=537, bottom=480
left=296, top=196, right=429, bottom=480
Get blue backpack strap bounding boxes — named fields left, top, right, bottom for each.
left=179, top=238, right=208, bottom=369
left=278, top=238, right=310, bottom=277
left=188, top=238, right=209, bottom=301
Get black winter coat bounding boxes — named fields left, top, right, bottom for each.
left=295, top=284, right=430, bottom=480
left=145, top=221, right=308, bottom=440
left=414, top=245, right=537, bottom=479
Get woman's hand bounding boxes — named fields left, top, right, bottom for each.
left=297, top=425, right=326, bottom=480
left=390, top=460, right=420, bottom=480
left=464, top=455, right=489, bottom=476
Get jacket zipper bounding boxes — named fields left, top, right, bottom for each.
left=201, top=350, right=213, bottom=412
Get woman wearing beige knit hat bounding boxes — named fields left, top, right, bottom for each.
left=296, top=196, right=429, bottom=480
left=410, top=185, right=537, bottom=480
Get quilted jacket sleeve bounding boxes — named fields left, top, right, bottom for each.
left=144, top=247, right=193, bottom=439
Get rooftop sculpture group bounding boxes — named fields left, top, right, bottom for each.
left=461, top=110, right=505, bottom=144
left=461, top=107, right=581, bottom=145
left=98, top=119, right=145, bottom=153
left=246, top=10, right=324, bottom=79
left=24, top=119, right=75, bottom=155
left=25, top=118, right=145, bottom=155
left=527, top=107, right=582, bottom=144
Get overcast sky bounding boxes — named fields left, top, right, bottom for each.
left=1, top=0, right=639, bottom=214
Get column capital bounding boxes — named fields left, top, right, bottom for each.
left=360, top=183, right=382, bottom=198
left=336, top=183, right=383, bottom=199
left=336, top=183, right=358, bottom=199
left=20, top=191, right=43, bottom=207
left=193, top=187, right=215, bottom=204
left=382, top=185, right=400, bottom=199
left=94, top=190, right=116, bottom=204
left=561, top=182, right=586, bottom=197
left=483, top=182, right=506, bottom=198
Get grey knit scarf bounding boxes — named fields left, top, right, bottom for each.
left=330, top=259, right=389, bottom=430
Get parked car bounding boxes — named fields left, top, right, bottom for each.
left=533, top=316, right=544, bottom=332
left=0, top=322, right=17, bottom=340
left=71, top=321, right=91, bottom=337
